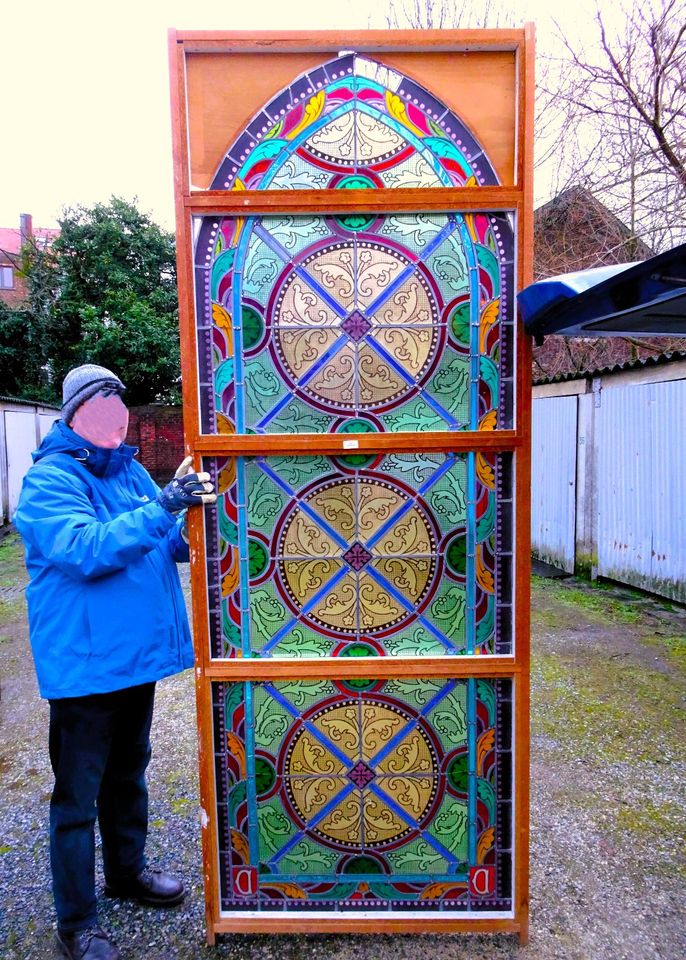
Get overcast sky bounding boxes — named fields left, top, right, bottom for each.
left=1, top=0, right=622, bottom=231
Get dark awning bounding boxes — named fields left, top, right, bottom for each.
left=518, top=242, right=686, bottom=344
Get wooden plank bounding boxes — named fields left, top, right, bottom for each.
left=187, top=510, right=218, bottom=937
left=381, top=51, right=516, bottom=184
left=185, top=51, right=324, bottom=189
left=194, top=430, right=521, bottom=456
left=175, top=28, right=526, bottom=52
left=182, top=44, right=518, bottom=188
left=168, top=31, right=199, bottom=443
left=185, top=187, right=521, bottom=213
left=203, top=657, right=520, bottom=681
left=194, top=665, right=220, bottom=939
left=168, top=30, right=189, bottom=198
left=211, top=916, right=521, bottom=936
left=513, top=22, right=536, bottom=949
left=168, top=29, right=219, bottom=940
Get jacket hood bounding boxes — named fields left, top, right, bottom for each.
left=34, top=420, right=138, bottom=477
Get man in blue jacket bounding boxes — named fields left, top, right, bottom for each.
left=15, top=364, right=215, bottom=960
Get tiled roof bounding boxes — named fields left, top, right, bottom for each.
left=533, top=350, right=686, bottom=385
left=0, top=227, right=59, bottom=256
left=0, top=394, right=60, bottom=409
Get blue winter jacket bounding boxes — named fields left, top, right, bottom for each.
left=14, top=420, right=194, bottom=699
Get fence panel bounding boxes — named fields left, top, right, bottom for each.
left=598, top=380, right=685, bottom=602
left=38, top=413, right=56, bottom=440
left=4, top=410, right=37, bottom=521
left=649, top=380, right=686, bottom=601
left=531, top=396, right=577, bottom=572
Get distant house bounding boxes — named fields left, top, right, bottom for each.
left=534, top=185, right=653, bottom=279
left=532, top=187, right=686, bottom=379
left=0, top=214, right=59, bottom=308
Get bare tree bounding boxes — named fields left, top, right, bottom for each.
left=531, top=0, right=686, bottom=379
left=384, top=0, right=513, bottom=30
left=540, top=0, right=686, bottom=253
left=380, top=0, right=686, bottom=378
left=382, top=2, right=573, bottom=188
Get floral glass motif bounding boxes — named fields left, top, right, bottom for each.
left=213, top=677, right=513, bottom=912
left=204, top=453, right=513, bottom=659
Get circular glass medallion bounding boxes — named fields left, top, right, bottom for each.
left=271, top=240, right=442, bottom=414
left=283, top=696, right=440, bottom=849
left=276, top=474, right=438, bottom=636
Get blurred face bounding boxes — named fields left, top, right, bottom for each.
left=70, top=390, right=129, bottom=449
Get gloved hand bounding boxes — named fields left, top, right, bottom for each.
left=174, top=456, right=194, bottom=480
left=157, top=457, right=217, bottom=514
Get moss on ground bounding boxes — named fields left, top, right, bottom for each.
left=642, top=633, right=686, bottom=672
left=550, top=784, right=686, bottom=880
left=532, top=648, right=683, bottom=763
left=0, top=599, right=26, bottom=628
left=0, top=534, right=27, bottom=631
left=615, top=799, right=683, bottom=839
left=531, top=579, right=685, bottom=765
left=0, top=534, right=25, bottom=588
left=532, top=575, right=642, bottom=625
left=531, top=577, right=686, bottom=890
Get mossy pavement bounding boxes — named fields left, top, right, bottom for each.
left=1, top=534, right=684, bottom=959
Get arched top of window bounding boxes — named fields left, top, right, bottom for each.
left=211, top=53, right=499, bottom=191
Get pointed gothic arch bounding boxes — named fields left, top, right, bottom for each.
left=211, top=54, right=499, bottom=192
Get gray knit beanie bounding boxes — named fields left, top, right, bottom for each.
left=61, top=364, right=126, bottom=424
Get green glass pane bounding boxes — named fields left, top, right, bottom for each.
left=425, top=349, right=470, bottom=424
left=243, top=353, right=288, bottom=424
left=424, top=232, right=470, bottom=298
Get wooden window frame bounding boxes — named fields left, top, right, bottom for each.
left=169, top=28, right=534, bottom=945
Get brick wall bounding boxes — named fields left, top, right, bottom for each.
left=0, top=216, right=60, bottom=309
left=126, top=405, right=185, bottom=483
left=0, top=260, right=28, bottom=308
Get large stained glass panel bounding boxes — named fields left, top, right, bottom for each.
left=194, top=212, right=514, bottom=435
left=213, top=677, right=512, bottom=912
left=176, top=35, right=529, bottom=938
left=204, top=453, right=513, bottom=659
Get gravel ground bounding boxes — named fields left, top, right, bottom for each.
left=1, top=533, right=684, bottom=960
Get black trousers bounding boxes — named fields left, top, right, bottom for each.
left=48, top=682, right=155, bottom=932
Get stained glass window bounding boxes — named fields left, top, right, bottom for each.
left=194, top=212, right=514, bottom=435
left=176, top=37, right=530, bottom=938
left=193, top=53, right=514, bottom=436
left=205, top=453, right=512, bottom=659
left=214, top=678, right=512, bottom=912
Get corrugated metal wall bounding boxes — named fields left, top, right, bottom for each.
left=597, top=380, right=686, bottom=602
left=531, top=396, right=577, bottom=572
left=532, top=372, right=686, bottom=602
